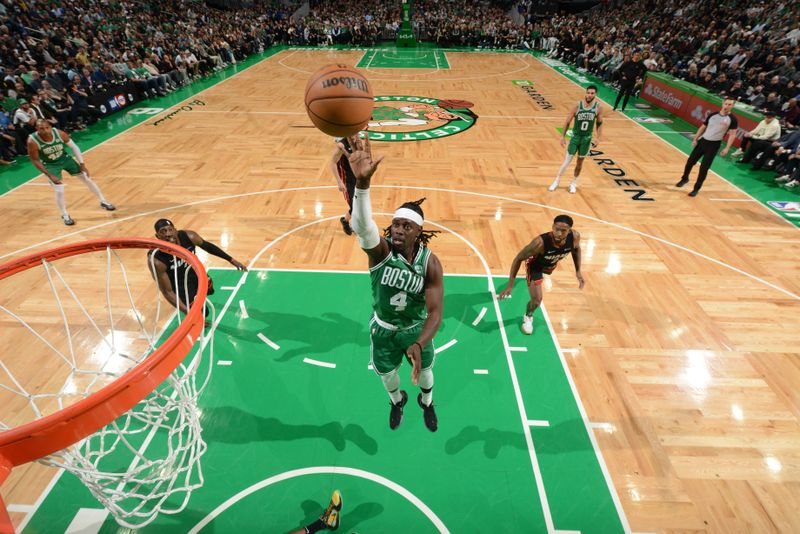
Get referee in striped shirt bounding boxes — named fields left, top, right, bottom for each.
left=676, top=97, right=739, bottom=196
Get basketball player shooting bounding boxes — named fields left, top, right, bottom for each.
left=339, top=133, right=444, bottom=433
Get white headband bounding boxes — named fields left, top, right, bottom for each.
left=393, top=207, right=424, bottom=226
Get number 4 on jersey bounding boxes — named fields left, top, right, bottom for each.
left=390, top=291, right=408, bottom=311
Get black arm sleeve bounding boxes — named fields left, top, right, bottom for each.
left=728, top=114, right=739, bottom=131
left=198, top=240, right=232, bottom=262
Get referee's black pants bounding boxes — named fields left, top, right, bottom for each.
left=681, top=138, right=721, bottom=191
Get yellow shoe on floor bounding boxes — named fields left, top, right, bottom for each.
left=320, top=490, right=342, bottom=530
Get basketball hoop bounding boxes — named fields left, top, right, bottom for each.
left=0, top=238, right=216, bottom=532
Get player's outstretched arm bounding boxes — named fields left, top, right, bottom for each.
left=406, top=253, right=444, bottom=385
left=497, top=237, right=543, bottom=299
left=187, top=230, right=248, bottom=271
left=343, top=132, right=390, bottom=266
left=571, top=230, right=584, bottom=289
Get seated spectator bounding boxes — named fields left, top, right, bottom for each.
left=775, top=146, right=800, bottom=189
left=11, top=99, right=36, bottom=151
left=761, top=91, right=782, bottom=114
left=0, top=111, right=18, bottom=164
left=37, top=88, right=69, bottom=131
left=782, top=98, right=800, bottom=130
left=753, top=130, right=800, bottom=171
left=734, top=111, right=781, bottom=163
left=67, top=78, right=99, bottom=126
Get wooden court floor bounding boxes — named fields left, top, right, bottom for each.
left=1, top=49, right=800, bottom=533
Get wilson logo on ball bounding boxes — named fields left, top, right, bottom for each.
left=321, top=77, right=370, bottom=93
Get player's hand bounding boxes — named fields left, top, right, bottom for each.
left=576, top=271, right=585, bottom=290
left=406, top=343, right=422, bottom=385
left=230, top=258, right=248, bottom=271
left=47, top=174, right=62, bottom=185
left=591, top=139, right=600, bottom=148
left=497, top=286, right=513, bottom=300
left=560, top=137, right=566, bottom=148
left=340, top=128, right=384, bottom=185
left=691, top=139, right=697, bottom=147
left=721, top=147, right=729, bottom=157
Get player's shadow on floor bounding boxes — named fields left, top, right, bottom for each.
left=443, top=292, right=498, bottom=334
left=243, top=310, right=368, bottom=362
left=202, top=406, right=379, bottom=455
left=444, top=425, right=527, bottom=459
left=298, top=499, right=383, bottom=532
left=534, top=418, right=594, bottom=455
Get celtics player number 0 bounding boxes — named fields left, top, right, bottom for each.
left=390, top=291, right=408, bottom=311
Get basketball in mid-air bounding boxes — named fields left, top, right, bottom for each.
left=304, top=64, right=373, bottom=137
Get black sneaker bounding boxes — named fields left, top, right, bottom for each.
left=417, top=393, right=438, bottom=432
left=675, top=178, right=689, bottom=187
left=339, top=216, right=353, bottom=236
left=389, top=390, right=408, bottom=430
left=100, top=201, right=116, bottom=211
left=688, top=189, right=700, bottom=197
left=62, top=214, right=75, bottom=226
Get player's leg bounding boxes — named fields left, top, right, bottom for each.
left=47, top=166, right=73, bottom=225
left=677, top=141, right=706, bottom=187
left=569, top=138, right=590, bottom=193
left=416, top=339, right=437, bottom=432
left=65, top=157, right=115, bottom=211
left=522, top=274, right=544, bottom=335
left=339, top=173, right=355, bottom=236
left=550, top=139, right=577, bottom=191
left=690, top=141, right=719, bottom=196
left=370, top=321, right=408, bottom=429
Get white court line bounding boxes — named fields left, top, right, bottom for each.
left=531, top=53, right=798, bottom=230
left=257, top=332, right=280, bottom=350
left=509, top=346, right=528, bottom=352
left=303, top=357, right=336, bottom=369
left=709, top=198, right=758, bottom=202
left=473, top=369, right=489, bottom=375
left=553, top=530, right=582, bottom=534
left=527, top=420, right=550, bottom=427
left=541, top=305, right=632, bottom=534
left=561, top=348, right=580, bottom=354
left=220, top=286, right=236, bottom=290
left=2, top=184, right=797, bottom=301
left=217, top=360, right=233, bottom=366
left=188, top=466, right=450, bottom=533
left=7, top=504, right=35, bottom=513
left=434, top=339, right=457, bottom=354
left=368, top=364, right=374, bottom=370
left=472, top=306, right=488, bottom=326
left=64, top=508, right=109, bottom=534
left=238, top=300, right=248, bottom=318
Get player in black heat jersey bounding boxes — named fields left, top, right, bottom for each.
left=329, top=134, right=360, bottom=236
left=148, top=218, right=247, bottom=314
left=498, top=215, right=584, bottom=334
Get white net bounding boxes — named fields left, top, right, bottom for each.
left=0, top=243, right=215, bottom=529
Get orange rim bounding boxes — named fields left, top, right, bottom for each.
left=0, top=238, right=208, bottom=468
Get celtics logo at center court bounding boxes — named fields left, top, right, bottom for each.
left=367, top=96, right=477, bottom=142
